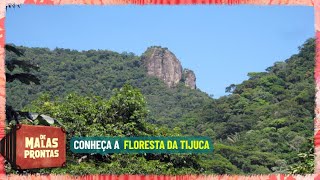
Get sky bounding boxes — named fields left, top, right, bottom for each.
left=5, top=5, right=314, bottom=98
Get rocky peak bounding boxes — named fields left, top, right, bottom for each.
left=183, top=69, right=196, bottom=89
left=141, top=46, right=196, bottom=89
left=142, top=46, right=183, bottom=88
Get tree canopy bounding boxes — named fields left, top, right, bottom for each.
left=6, top=38, right=315, bottom=174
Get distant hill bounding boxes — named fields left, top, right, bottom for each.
left=6, top=38, right=315, bottom=174
left=6, top=45, right=211, bottom=128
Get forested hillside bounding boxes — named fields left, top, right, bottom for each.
left=5, top=38, right=314, bottom=174
left=6, top=45, right=211, bottom=128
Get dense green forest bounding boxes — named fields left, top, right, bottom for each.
left=5, top=38, right=314, bottom=174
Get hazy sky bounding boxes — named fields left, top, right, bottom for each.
left=5, top=5, right=314, bottom=97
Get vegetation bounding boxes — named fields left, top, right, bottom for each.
left=6, top=85, right=202, bottom=175
left=5, top=38, right=315, bottom=174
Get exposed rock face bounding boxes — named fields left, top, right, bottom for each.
left=142, top=46, right=196, bottom=89
left=184, top=69, right=196, bottom=89
left=142, top=47, right=183, bottom=88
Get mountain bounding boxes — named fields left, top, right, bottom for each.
left=5, top=38, right=315, bottom=174
left=6, top=45, right=209, bottom=129
left=141, top=46, right=196, bottom=89
left=194, top=38, right=314, bottom=174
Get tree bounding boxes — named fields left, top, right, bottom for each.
left=287, top=138, right=314, bottom=174
left=18, top=84, right=204, bottom=175
left=5, top=44, right=40, bottom=124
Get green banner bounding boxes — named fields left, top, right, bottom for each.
left=70, top=136, right=213, bottom=154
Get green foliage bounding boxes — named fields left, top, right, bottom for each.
left=287, top=139, right=314, bottom=174
left=6, top=38, right=315, bottom=174
left=5, top=44, right=40, bottom=125
left=5, top=44, right=40, bottom=85
left=16, top=84, right=203, bottom=175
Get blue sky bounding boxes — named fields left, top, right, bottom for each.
left=5, top=5, right=314, bottom=97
